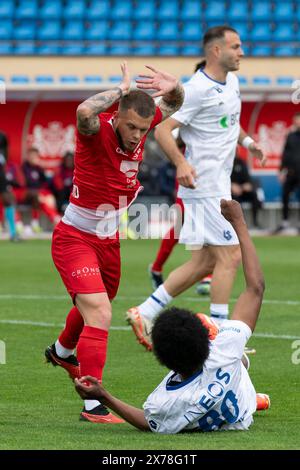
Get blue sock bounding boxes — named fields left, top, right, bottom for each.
left=4, top=206, right=17, bottom=238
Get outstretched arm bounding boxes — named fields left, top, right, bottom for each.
left=136, top=65, right=184, bottom=121
left=75, top=376, right=150, bottom=431
left=238, top=127, right=267, bottom=167
left=221, top=200, right=265, bottom=332
left=76, top=62, right=131, bottom=135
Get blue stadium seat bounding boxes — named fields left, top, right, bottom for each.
left=40, top=0, right=62, bottom=20
left=205, top=1, right=226, bottom=21
left=273, top=2, right=294, bottom=21
left=273, top=45, right=296, bottom=57
left=60, top=75, right=80, bottom=83
left=228, top=22, right=249, bottom=41
left=0, top=76, right=5, bottom=82
left=181, top=1, right=202, bottom=21
left=251, top=45, right=272, bottom=57
left=109, top=75, right=123, bottom=83
left=133, top=44, right=156, bottom=55
left=63, top=22, right=84, bottom=40
left=0, top=1, right=14, bottom=18
left=15, top=0, right=38, bottom=20
left=109, top=44, right=131, bottom=56
left=181, top=75, right=192, bottom=83
left=157, top=0, right=179, bottom=20
left=85, top=21, right=108, bottom=41
left=84, top=75, right=103, bottom=83
left=251, top=3, right=273, bottom=22
left=37, top=22, right=61, bottom=41
left=133, top=22, right=155, bottom=41
left=0, top=43, right=13, bottom=55
left=14, top=42, right=36, bottom=55
left=274, top=23, right=295, bottom=42
left=62, top=44, right=85, bottom=55
left=85, top=43, right=107, bottom=55
left=181, top=22, right=203, bottom=41
left=237, top=75, right=248, bottom=85
left=252, top=76, right=272, bottom=85
left=0, top=21, right=13, bottom=40
left=63, top=0, right=85, bottom=20
left=181, top=45, right=202, bottom=56
left=11, top=75, right=31, bottom=83
left=276, top=76, right=294, bottom=86
left=241, top=44, right=250, bottom=56
left=132, top=1, right=155, bottom=20
left=37, top=44, right=60, bottom=55
left=158, top=45, right=179, bottom=56
left=86, top=0, right=110, bottom=20
left=111, top=2, right=133, bottom=20
left=35, top=75, right=55, bottom=83
left=110, top=22, right=132, bottom=41
left=157, top=22, right=179, bottom=41
left=227, top=2, right=248, bottom=21
left=250, top=23, right=273, bottom=42
left=14, top=22, right=36, bottom=41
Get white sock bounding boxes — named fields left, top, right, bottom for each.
left=210, top=303, right=229, bottom=325
left=84, top=400, right=101, bottom=411
left=139, top=284, right=173, bottom=322
left=55, top=340, right=74, bottom=358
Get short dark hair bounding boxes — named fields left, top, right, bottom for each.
left=194, top=61, right=206, bottom=72
left=152, top=307, right=210, bottom=377
left=203, top=25, right=238, bottom=50
left=119, top=90, right=156, bottom=118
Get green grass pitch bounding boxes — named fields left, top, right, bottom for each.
left=0, top=237, right=299, bottom=450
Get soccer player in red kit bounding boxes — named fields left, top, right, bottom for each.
left=45, top=62, right=184, bottom=423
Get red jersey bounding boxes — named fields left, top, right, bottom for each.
left=70, top=107, right=162, bottom=210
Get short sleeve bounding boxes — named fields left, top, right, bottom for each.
left=171, top=80, right=203, bottom=125
left=213, top=320, right=252, bottom=361
left=149, top=106, right=163, bottom=130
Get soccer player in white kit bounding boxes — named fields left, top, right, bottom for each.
left=126, top=26, right=267, bottom=350
left=74, top=200, right=270, bottom=433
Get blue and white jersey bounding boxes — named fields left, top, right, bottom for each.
left=143, top=320, right=256, bottom=434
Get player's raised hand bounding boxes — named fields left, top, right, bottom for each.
left=249, top=141, right=267, bottom=167
left=119, top=61, right=131, bottom=96
left=136, top=65, right=179, bottom=98
left=220, top=199, right=245, bottom=226
left=74, top=376, right=106, bottom=400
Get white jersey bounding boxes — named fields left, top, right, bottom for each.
left=172, top=70, right=241, bottom=199
left=143, top=320, right=257, bottom=434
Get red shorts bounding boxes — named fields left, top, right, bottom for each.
left=52, top=221, right=121, bottom=301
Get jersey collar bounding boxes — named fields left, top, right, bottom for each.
left=166, top=369, right=203, bottom=391
left=200, top=69, right=226, bottom=86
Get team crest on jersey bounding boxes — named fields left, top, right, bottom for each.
left=223, top=230, right=232, bottom=241
left=213, top=86, right=223, bottom=93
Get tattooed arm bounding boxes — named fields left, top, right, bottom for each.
left=136, top=65, right=184, bottom=121
left=76, top=61, right=131, bottom=135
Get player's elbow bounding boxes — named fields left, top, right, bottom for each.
left=77, top=104, right=93, bottom=120
left=249, top=277, right=265, bottom=299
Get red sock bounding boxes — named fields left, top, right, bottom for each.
left=58, top=306, right=84, bottom=350
left=152, top=226, right=179, bottom=272
left=40, top=201, right=59, bottom=223
left=77, top=326, right=108, bottom=381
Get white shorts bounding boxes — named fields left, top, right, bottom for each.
left=179, top=196, right=239, bottom=247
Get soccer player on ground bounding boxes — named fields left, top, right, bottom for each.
left=75, top=200, right=270, bottom=433
left=127, top=26, right=266, bottom=351
left=45, top=62, right=184, bottom=423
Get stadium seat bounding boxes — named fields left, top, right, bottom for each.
left=109, top=75, right=123, bottom=83
left=40, top=0, right=63, bottom=20
left=274, top=23, right=295, bottom=42
left=63, top=22, right=84, bottom=41
left=11, top=75, right=31, bottom=83
left=85, top=43, right=107, bottom=55
left=62, top=44, right=85, bottom=55
left=157, top=0, right=179, bottom=20
left=35, top=75, right=55, bottom=83
left=14, top=42, right=36, bottom=55
left=0, top=21, right=13, bottom=40
left=237, top=75, right=248, bottom=85
left=181, top=22, right=203, bottom=41
left=273, top=45, right=296, bottom=57
left=84, top=75, right=103, bottom=83
left=0, top=76, right=5, bottom=82
left=0, top=43, right=13, bottom=55
left=250, top=23, right=273, bottom=42
left=227, top=2, right=248, bottom=21
left=15, top=0, right=38, bottom=20
left=60, top=76, right=80, bottom=83
left=276, top=76, right=294, bottom=86
left=133, top=44, right=156, bottom=56
left=0, top=1, right=14, bottom=19
left=111, top=2, right=133, bottom=20
left=110, top=22, right=132, bottom=41
left=37, top=44, right=60, bottom=55
left=205, top=1, right=226, bottom=21
left=63, top=0, right=85, bottom=20
left=181, top=75, right=192, bottom=83
left=181, top=45, right=202, bottom=56
left=132, top=22, right=155, bottom=41
left=109, top=44, right=131, bottom=56
left=86, top=0, right=110, bottom=20
left=251, top=45, right=272, bottom=57
left=273, top=2, right=294, bottom=22
left=158, top=45, right=180, bottom=56
left=85, top=21, right=108, bottom=41
left=157, top=22, right=179, bottom=41
left=37, top=21, right=61, bottom=41
left=241, top=44, right=250, bottom=56
left=132, top=1, right=156, bottom=20
left=181, top=1, right=202, bottom=21
left=229, top=22, right=249, bottom=41
left=251, top=2, right=273, bottom=22
left=13, top=22, right=36, bottom=41
left=252, top=76, right=272, bottom=85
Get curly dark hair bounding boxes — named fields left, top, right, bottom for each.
left=152, top=307, right=210, bottom=377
